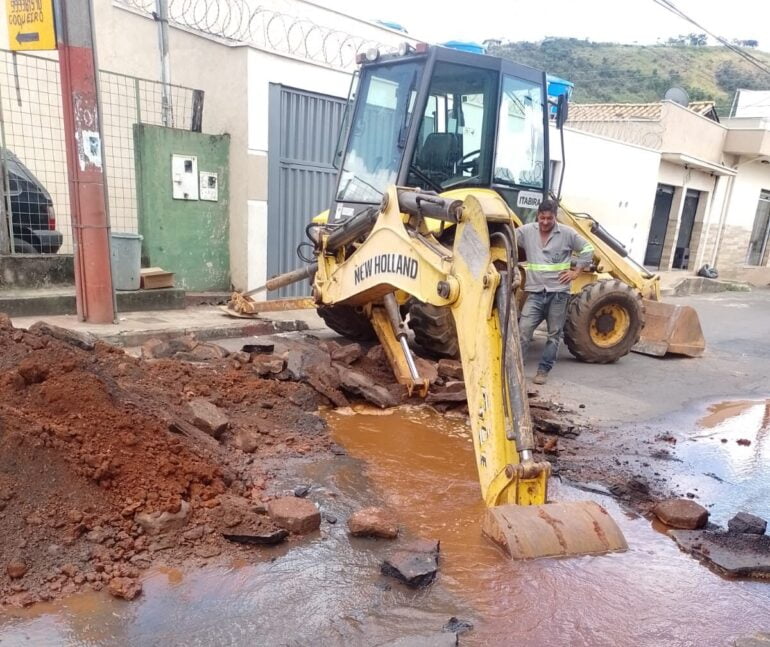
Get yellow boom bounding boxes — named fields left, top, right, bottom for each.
left=311, top=186, right=627, bottom=559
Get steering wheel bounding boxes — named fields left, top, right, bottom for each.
left=457, top=149, right=481, bottom=174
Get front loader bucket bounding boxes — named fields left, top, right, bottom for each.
left=633, top=299, right=706, bottom=357
left=482, top=501, right=627, bottom=560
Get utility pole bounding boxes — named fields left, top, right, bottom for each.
left=54, top=0, right=117, bottom=323
left=155, top=0, right=173, bottom=127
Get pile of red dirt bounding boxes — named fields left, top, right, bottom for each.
left=0, top=315, right=334, bottom=607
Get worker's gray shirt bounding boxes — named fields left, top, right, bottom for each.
left=516, top=221, right=594, bottom=292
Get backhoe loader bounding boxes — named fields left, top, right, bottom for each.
left=230, top=44, right=703, bottom=557
left=299, top=42, right=704, bottom=364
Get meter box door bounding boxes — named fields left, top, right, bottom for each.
left=134, top=124, right=230, bottom=292
left=172, top=154, right=199, bottom=200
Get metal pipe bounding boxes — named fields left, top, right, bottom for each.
left=0, top=80, right=11, bottom=255
left=711, top=173, right=735, bottom=267
left=241, top=263, right=318, bottom=297
left=155, top=0, right=173, bottom=127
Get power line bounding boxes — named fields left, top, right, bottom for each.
left=650, top=0, right=770, bottom=77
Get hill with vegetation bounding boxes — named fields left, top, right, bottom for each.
left=487, top=38, right=770, bottom=117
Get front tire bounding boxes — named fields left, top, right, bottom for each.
left=564, top=279, right=644, bottom=363
left=316, top=305, right=377, bottom=341
left=407, top=301, right=460, bottom=359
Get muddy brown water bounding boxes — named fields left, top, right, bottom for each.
left=2, top=403, right=770, bottom=646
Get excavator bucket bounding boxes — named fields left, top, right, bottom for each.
left=633, top=299, right=706, bottom=358
left=482, top=501, right=628, bottom=560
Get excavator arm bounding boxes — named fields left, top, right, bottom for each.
left=312, top=186, right=627, bottom=559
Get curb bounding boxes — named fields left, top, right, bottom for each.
left=96, top=318, right=309, bottom=347
left=665, top=277, right=752, bottom=297
left=0, top=288, right=186, bottom=318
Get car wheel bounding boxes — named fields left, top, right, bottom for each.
left=11, top=239, right=38, bottom=254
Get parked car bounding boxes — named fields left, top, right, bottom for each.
left=3, top=149, right=63, bottom=254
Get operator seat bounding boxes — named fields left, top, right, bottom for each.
left=415, top=132, right=462, bottom=185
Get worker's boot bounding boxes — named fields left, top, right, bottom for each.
left=533, top=370, right=549, bottom=385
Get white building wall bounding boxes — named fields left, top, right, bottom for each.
left=657, top=161, right=716, bottom=193
left=717, top=159, right=770, bottom=269
left=727, top=161, right=770, bottom=230
left=552, top=127, right=661, bottom=261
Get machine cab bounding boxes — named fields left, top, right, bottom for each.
left=331, top=44, right=554, bottom=223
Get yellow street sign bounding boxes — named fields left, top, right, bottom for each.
left=6, top=0, right=57, bottom=51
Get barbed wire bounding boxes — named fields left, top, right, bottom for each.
left=569, top=119, right=665, bottom=149
left=116, top=0, right=396, bottom=69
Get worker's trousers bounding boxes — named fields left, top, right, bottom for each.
left=518, top=290, right=570, bottom=374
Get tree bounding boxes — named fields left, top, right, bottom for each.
left=715, top=61, right=765, bottom=92
left=666, top=33, right=707, bottom=46
left=666, top=35, right=686, bottom=45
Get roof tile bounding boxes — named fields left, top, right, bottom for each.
left=568, top=100, right=716, bottom=122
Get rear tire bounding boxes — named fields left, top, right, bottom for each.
left=12, top=238, right=38, bottom=254
left=316, top=305, right=377, bottom=341
left=564, top=279, right=644, bottom=363
left=407, top=301, right=460, bottom=359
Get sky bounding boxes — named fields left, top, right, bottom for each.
left=321, top=0, right=770, bottom=52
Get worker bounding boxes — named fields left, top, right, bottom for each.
left=516, top=199, right=594, bottom=384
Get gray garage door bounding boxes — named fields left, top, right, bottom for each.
left=267, top=84, right=346, bottom=297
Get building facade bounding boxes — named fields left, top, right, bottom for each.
left=567, top=100, right=770, bottom=280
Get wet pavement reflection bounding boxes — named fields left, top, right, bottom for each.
left=675, top=399, right=770, bottom=524
left=1, top=403, right=769, bottom=646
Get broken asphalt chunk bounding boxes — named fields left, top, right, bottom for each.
left=335, top=366, right=397, bottom=409
left=28, top=322, right=96, bottom=351
left=381, top=538, right=440, bottom=588
left=669, top=529, right=770, bottom=579
left=242, top=343, right=275, bottom=354
left=222, top=529, right=289, bottom=546
left=728, top=512, right=767, bottom=535
left=188, top=398, right=230, bottom=439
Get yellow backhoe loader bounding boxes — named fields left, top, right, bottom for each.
left=311, top=184, right=627, bottom=559
left=230, top=43, right=705, bottom=557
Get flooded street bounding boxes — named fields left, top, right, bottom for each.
left=331, top=406, right=770, bottom=646
left=675, top=399, right=770, bottom=524
left=2, top=404, right=770, bottom=646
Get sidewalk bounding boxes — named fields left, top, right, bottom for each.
left=655, top=269, right=751, bottom=297
left=9, top=305, right=326, bottom=347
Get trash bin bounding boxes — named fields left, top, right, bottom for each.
left=110, top=232, right=143, bottom=291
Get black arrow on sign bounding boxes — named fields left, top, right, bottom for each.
left=16, top=32, right=40, bottom=44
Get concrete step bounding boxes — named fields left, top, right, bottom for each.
left=0, top=287, right=186, bottom=317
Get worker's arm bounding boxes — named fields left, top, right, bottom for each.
left=558, top=230, right=595, bottom=283
left=513, top=223, right=531, bottom=261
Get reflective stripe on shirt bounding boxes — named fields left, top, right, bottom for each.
left=524, top=262, right=571, bottom=271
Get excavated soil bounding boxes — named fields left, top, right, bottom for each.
left=0, top=313, right=682, bottom=610
left=0, top=317, right=335, bottom=608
